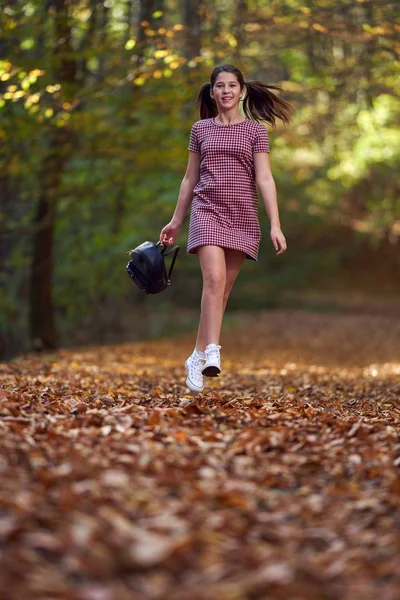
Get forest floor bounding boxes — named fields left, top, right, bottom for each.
left=1, top=309, right=400, bottom=600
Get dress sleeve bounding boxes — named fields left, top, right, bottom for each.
left=253, top=126, right=270, bottom=153
left=188, top=122, right=200, bottom=153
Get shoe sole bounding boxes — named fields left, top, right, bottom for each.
left=185, top=359, right=204, bottom=393
left=202, top=364, right=221, bottom=377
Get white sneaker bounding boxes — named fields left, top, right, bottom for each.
left=202, top=344, right=221, bottom=377
left=185, top=350, right=205, bottom=393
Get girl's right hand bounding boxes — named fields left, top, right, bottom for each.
left=159, top=221, right=180, bottom=246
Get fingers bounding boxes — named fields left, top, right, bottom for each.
left=273, top=236, right=287, bottom=255
left=160, top=230, right=174, bottom=245
left=160, top=221, right=180, bottom=245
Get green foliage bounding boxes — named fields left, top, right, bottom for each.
left=1, top=0, right=399, bottom=357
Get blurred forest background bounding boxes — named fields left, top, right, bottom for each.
left=1, top=0, right=399, bottom=360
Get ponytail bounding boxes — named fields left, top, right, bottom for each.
left=196, top=64, right=293, bottom=125
left=243, top=81, right=293, bottom=127
left=197, top=82, right=218, bottom=119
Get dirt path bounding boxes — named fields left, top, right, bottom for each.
left=1, top=310, right=399, bottom=600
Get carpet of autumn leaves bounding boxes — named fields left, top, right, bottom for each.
left=1, top=310, right=400, bottom=600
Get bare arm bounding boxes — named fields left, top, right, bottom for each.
left=171, top=151, right=200, bottom=225
left=254, top=152, right=287, bottom=255
left=160, top=151, right=200, bottom=245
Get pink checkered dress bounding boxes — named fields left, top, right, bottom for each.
left=187, top=118, right=270, bottom=261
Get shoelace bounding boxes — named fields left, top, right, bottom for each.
left=205, top=345, right=221, bottom=360
left=190, top=353, right=204, bottom=376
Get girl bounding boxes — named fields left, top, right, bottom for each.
left=160, top=64, right=292, bottom=393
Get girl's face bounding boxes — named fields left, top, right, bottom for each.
left=211, top=72, right=243, bottom=111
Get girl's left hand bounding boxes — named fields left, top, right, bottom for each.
left=271, top=226, right=287, bottom=255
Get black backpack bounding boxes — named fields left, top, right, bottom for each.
left=126, top=241, right=179, bottom=294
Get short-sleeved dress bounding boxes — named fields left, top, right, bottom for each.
left=187, top=117, right=270, bottom=261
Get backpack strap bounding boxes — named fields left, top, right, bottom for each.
left=157, top=242, right=180, bottom=285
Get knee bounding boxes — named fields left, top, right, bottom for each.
left=204, top=271, right=226, bottom=296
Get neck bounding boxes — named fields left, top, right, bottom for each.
left=215, top=109, right=245, bottom=125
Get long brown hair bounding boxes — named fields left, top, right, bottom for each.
left=197, top=64, right=293, bottom=126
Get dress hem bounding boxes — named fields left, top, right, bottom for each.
left=187, top=242, right=258, bottom=262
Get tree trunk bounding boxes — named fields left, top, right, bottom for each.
left=78, top=0, right=98, bottom=81
left=183, top=0, right=201, bottom=60
left=29, top=0, right=76, bottom=350
left=135, top=0, right=155, bottom=65
left=232, top=0, right=247, bottom=63
left=29, top=135, right=59, bottom=350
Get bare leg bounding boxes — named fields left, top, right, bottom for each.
left=195, top=246, right=226, bottom=351
left=195, top=246, right=246, bottom=351
left=195, top=313, right=207, bottom=353
left=222, top=248, right=246, bottom=313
